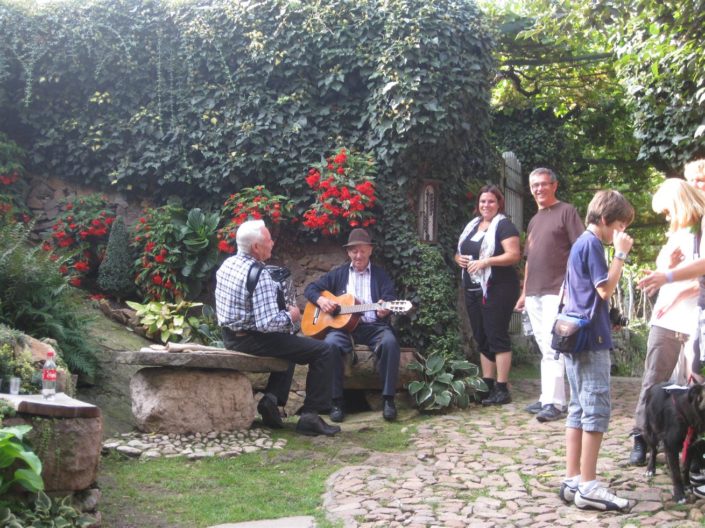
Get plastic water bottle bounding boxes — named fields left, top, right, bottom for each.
left=467, top=256, right=482, bottom=283
left=521, top=310, right=533, bottom=337
left=42, top=351, right=57, bottom=400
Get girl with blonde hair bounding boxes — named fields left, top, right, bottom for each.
left=629, top=177, right=705, bottom=466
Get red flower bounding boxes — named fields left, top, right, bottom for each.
left=218, top=240, right=235, bottom=254
left=41, top=242, right=52, bottom=251
left=333, top=149, right=347, bottom=165
left=74, top=261, right=90, bottom=273
left=69, top=276, right=81, bottom=287
left=155, top=254, right=166, bottom=263
left=152, top=274, right=163, bottom=285
left=145, top=241, right=156, bottom=253
left=59, top=264, right=68, bottom=274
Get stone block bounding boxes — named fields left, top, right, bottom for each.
left=6, top=414, right=103, bottom=492
left=131, top=367, right=256, bottom=433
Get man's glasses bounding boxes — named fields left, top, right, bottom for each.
left=530, top=181, right=555, bottom=190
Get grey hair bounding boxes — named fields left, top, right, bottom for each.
left=236, top=219, right=266, bottom=254
left=529, top=167, right=558, bottom=182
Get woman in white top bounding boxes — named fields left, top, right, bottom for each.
left=629, top=178, right=705, bottom=465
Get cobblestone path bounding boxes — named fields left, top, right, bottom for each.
left=323, top=377, right=705, bottom=528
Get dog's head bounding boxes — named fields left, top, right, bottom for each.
left=688, top=384, right=705, bottom=426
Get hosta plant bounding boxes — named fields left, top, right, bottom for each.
left=407, top=354, right=486, bottom=411
left=126, top=300, right=203, bottom=343
left=0, top=425, right=43, bottom=495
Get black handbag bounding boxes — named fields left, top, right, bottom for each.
left=551, top=313, right=590, bottom=354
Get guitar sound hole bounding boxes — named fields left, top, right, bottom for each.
left=332, top=305, right=341, bottom=316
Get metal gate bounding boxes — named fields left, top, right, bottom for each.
left=501, top=152, right=524, bottom=334
left=501, top=151, right=523, bottom=231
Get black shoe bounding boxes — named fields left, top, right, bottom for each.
left=257, top=393, right=284, bottom=429
left=383, top=399, right=397, bottom=421
left=629, top=434, right=647, bottom=466
left=482, top=387, right=511, bottom=406
left=536, top=404, right=564, bottom=422
left=330, top=404, right=345, bottom=423
left=295, top=413, right=341, bottom=436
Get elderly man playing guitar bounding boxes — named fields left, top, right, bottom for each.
left=304, top=228, right=401, bottom=422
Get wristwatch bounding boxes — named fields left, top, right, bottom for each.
left=614, top=251, right=628, bottom=261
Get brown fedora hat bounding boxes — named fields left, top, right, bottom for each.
left=343, top=228, right=374, bottom=247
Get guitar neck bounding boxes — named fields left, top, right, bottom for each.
left=338, top=302, right=382, bottom=315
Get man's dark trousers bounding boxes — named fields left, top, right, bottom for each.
left=324, top=322, right=400, bottom=399
left=223, top=328, right=334, bottom=413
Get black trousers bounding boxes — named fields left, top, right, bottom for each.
left=222, top=327, right=334, bottom=414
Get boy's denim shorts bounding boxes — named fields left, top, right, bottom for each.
left=564, top=348, right=611, bottom=433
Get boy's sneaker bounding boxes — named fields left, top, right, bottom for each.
left=559, top=481, right=578, bottom=504
left=574, top=485, right=631, bottom=512
left=693, top=484, right=705, bottom=498
left=691, top=470, right=705, bottom=485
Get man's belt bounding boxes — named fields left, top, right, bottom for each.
left=223, top=327, right=252, bottom=337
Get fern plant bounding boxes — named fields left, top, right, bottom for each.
left=0, top=223, right=97, bottom=378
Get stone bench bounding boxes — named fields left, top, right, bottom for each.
left=117, top=344, right=420, bottom=433
left=115, top=346, right=289, bottom=434
left=0, top=393, right=102, bottom=492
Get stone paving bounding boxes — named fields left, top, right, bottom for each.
left=322, top=377, right=705, bottom=528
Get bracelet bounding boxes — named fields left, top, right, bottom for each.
left=665, top=270, right=674, bottom=283
left=614, top=251, right=628, bottom=261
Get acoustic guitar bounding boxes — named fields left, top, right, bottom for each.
left=301, top=291, right=413, bottom=339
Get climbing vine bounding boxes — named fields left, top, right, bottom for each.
left=0, top=0, right=496, bottom=356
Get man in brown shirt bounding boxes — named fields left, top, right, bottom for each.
left=515, top=168, right=584, bottom=422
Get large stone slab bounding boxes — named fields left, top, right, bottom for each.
left=0, top=393, right=100, bottom=419
left=130, top=367, right=256, bottom=433
left=116, top=348, right=288, bottom=372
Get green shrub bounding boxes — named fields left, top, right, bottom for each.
left=0, top=342, right=38, bottom=394
left=397, top=243, right=463, bottom=359
left=173, top=208, right=221, bottom=298
left=0, top=223, right=97, bottom=378
left=97, top=217, right=134, bottom=300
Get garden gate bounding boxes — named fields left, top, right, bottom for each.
left=501, top=151, right=524, bottom=334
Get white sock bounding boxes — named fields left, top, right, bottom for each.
left=578, top=479, right=598, bottom=494
left=564, top=475, right=580, bottom=488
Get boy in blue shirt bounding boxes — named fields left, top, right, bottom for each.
left=558, top=190, right=634, bottom=511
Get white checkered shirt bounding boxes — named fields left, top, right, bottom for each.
left=215, top=253, right=293, bottom=333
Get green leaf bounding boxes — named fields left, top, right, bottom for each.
left=408, top=380, right=425, bottom=395
left=14, top=467, right=44, bottom=492
left=456, top=392, right=470, bottom=409
left=416, top=386, right=433, bottom=404
left=434, top=391, right=451, bottom=407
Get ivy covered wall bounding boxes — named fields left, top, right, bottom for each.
left=0, top=0, right=496, bottom=355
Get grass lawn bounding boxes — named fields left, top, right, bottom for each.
left=98, top=419, right=422, bottom=528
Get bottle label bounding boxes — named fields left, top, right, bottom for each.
left=43, top=369, right=57, bottom=382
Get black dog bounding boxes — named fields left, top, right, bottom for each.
left=644, top=382, right=705, bottom=503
